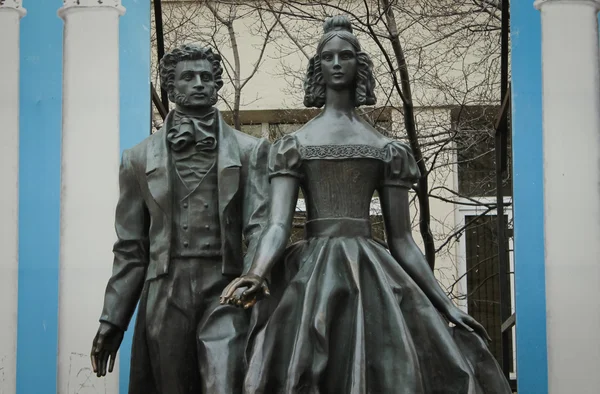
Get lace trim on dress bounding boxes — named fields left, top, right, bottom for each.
left=299, top=144, right=388, bottom=160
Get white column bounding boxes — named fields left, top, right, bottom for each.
left=57, top=1, right=125, bottom=393
left=0, top=2, right=26, bottom=393
left=534, top=0, right=600, bottom=392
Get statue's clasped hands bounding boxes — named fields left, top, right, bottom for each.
left=220, top=274, right=270, bottom=309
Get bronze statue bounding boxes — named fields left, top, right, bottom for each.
left=221, top=16, right=512, bottom=393
left=91, top=44, right=270, bottom=394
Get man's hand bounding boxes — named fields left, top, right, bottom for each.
left=91, top=322, right=124, bottom=377
left=220, top=274, right=270, bottom=309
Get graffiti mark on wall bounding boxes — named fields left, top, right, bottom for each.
left=68, top=353, right=106, bottom=394
left=0, top=355, right=5, bottom=394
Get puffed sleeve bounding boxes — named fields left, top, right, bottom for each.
left=268, top=134, right=303, bottom=181
left=382, top=140, right=421, bottom=188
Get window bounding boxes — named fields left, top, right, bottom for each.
left=456, top=201, right=516, bottom=378
left=464, top=214, right=512, bottom=370
left=452, top=105, right=515, bottom=377
left=452, top=106, right=512, bottom=197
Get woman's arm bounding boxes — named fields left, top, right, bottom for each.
left=221, top=176, right=299, bottom=306
left=380, top=185, right=491, bottom=341
left=379, top=185, right=455, bottom=314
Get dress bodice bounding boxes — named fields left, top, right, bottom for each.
left=268, top=134, right=420, bottom=222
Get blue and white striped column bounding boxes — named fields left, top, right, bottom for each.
left=0, top=2, right=26, bottom=393
left=535, top=0, right=600, bottom=392
left=511, top=2, right=548, bottom=393
left=13, top=1, right=149, bottom=392
left=17, top=0, right=63, bottom=393
left=57, top=1, right=125, bottom=393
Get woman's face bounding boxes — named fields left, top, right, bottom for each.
left=319, top=36, right=357, bottom=90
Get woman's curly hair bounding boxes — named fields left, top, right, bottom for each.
left=304, top=15, right=376, bottom=108
left=159, top=44, right=224, bottom=103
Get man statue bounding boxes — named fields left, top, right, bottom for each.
left=90, top=44, right=270, bottom=394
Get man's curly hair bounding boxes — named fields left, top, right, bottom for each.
left=304, top=16, right=376, bottom=108
left=159, top=44, right=224, bottom=104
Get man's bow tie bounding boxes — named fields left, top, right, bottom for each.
left=167, top=112, right=217, bottom=152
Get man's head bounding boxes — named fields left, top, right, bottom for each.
left=159, top=44, right=224, bottom=109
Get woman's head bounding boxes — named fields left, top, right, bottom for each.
left=304, top=16, right=376, bottom=108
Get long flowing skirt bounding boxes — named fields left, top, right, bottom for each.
left=244, top=236, right=512, bottom=394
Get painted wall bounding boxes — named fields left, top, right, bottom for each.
left=511, top=1, right=547, bottom=393
left=17, top=0, right=63, bottom=393
left=152, top=1, right=501, bottom=111
left=13, top=1, right=149, bottom=393
left=57, top=3, right=124, bottom=393
left=0, top=2, right=25, bottom=393
left=537, top=1, right=600, bottom=392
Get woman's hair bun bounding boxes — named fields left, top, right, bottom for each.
left=323, top=15, right=353, bottom=34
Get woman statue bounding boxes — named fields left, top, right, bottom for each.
left=221, top=15, right=511, bottom=394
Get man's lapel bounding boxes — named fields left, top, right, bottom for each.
left=217, top=110, right=241, bottom=224
left=146, top=112, right=174, bottom=216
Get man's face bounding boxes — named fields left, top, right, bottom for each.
left=173, top=59, right=216, bottom=108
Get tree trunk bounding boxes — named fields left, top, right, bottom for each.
left=226, top=21, right=242, bottom=130
left=382, top=0, right=436, bottom=270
